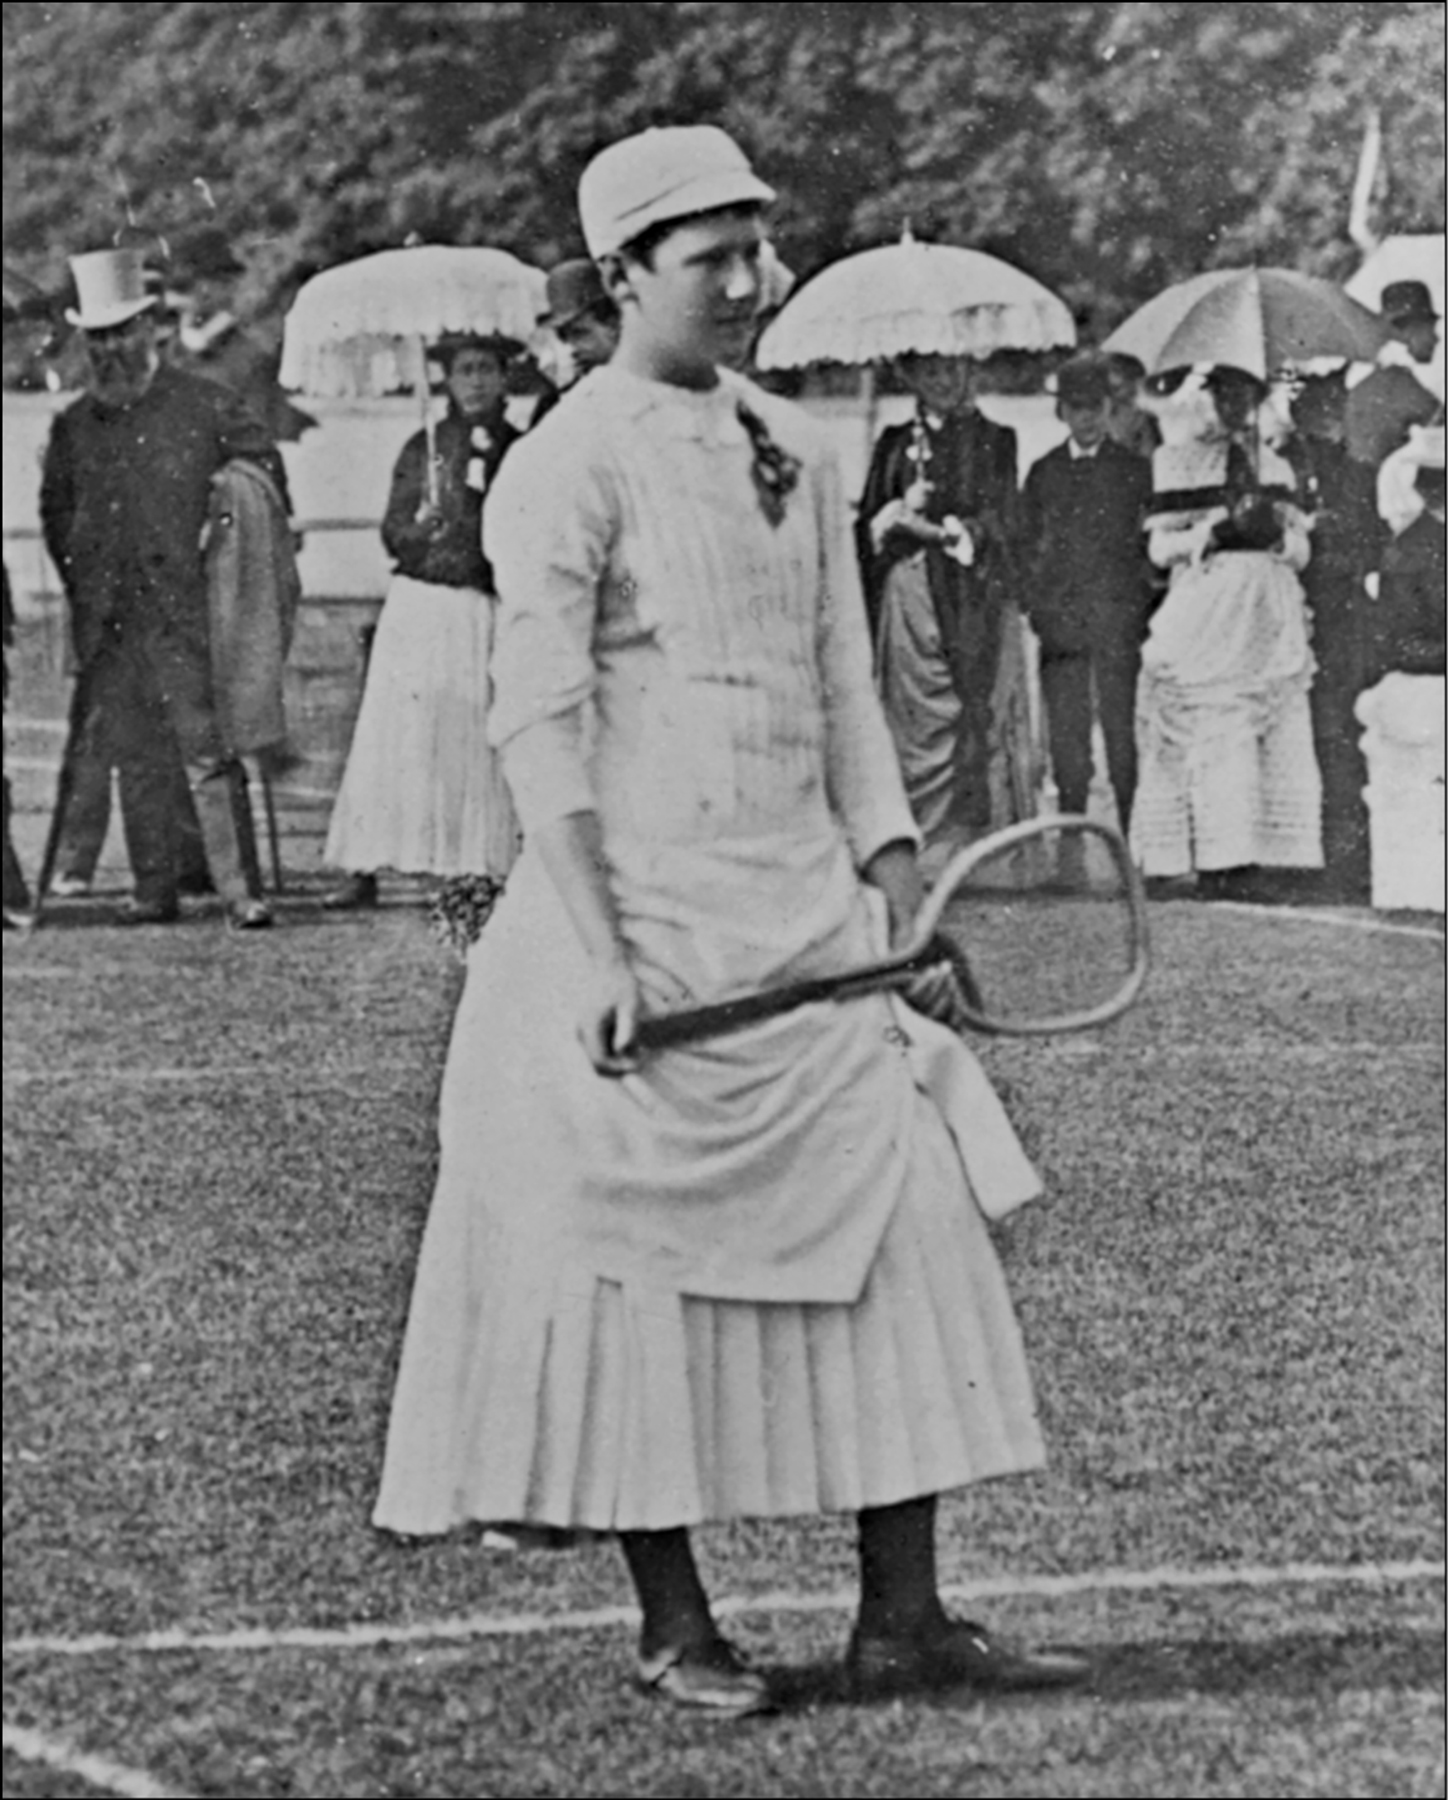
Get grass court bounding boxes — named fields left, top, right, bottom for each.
left=3, top=891, right=1444, bottom=1798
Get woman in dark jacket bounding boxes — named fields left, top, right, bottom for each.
left=323, top=335, right=522, bottom=908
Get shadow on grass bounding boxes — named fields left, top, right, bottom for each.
left=762, top=1625, right=1447, bottom=1713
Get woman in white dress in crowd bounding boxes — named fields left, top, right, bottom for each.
left=322, top=334, right=522, bottom=909
left=371, top=126, right=1086, bottom=1717
left=1132, top=366, right=1323, bottom=898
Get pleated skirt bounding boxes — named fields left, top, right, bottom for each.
left=373, top=1086, right=1046, bottom=1538
left=324, top=574, right=521, bottom=879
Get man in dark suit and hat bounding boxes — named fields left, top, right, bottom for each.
left=40, top=247, right=284, bottom=927
left=166, top=224, right=315, bottom=443
left=531, top=257, right=621, bottom=423
left=1018, top=355, right=1155, bottom=832
left=1344, top=279, right=1443, bottom=471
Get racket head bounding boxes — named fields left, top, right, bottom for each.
left=913, top=816, right=1150, bottom=1036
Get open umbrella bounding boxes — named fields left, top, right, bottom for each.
left=279, top=244, right=546, bottom=397
left=755, top=233, right=1076, bottom=370
left=279, top=243, right=546, bottom=503
left=1103, top=267, right=1390, bottom=381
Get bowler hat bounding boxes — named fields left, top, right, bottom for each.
left=1054, top=356, right=1113, bottom=409
left=65, top=248, right=158, bottom=330
left=1381, top=280, right=1439, bottom=327
left=540, top=259, right=611, bottom=332
left=579, top=125, right=774, bottom=261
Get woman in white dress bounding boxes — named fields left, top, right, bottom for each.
left=321, top=336, right=522, bottom=908
left=1132, top=367, right=1323, bottom=895
left=372, top=127, right=1085, bottom=1716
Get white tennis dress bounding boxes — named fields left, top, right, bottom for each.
left=373, top=366, right=1048, bottom=1535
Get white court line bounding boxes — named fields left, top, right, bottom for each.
left=2, top=1066, right=416, bottom=1087
left=2, top=1721, right=195, bottom=1800
left=4, top=1558, right=1442, bottom=1663
left=1202, top=900, right=1445, bottom=943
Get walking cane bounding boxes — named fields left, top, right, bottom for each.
left=258, top=761, right=285, bottom=895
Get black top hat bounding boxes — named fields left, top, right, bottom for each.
left=1381, top=280, right=1438, bottom=327
left=540, top=259, right=611, bottom=332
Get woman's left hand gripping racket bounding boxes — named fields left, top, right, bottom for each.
left=634, top=816, right=1150, bottom=1051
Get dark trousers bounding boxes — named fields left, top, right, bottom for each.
left=1038, top=638, right=1140, bottom=831
left=942, top=598, right=1005, bottom=832
left=1306, top=573, right=1372, bottom=899
left=83, top=632, right=260, bottom=907
left=52, top=683, right=208, bottom=886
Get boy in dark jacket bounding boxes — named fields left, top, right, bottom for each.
left=1018, top=356, right=1154, bottom=830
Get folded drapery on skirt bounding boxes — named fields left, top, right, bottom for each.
left=325, top=574, right=520, bottom=878
left=372, top=1096, right=1046, bottom=1536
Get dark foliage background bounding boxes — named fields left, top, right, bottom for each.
left=2, top=2, right=1444, bottom=333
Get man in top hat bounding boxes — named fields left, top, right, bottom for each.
left=1018, top=354, right=1156, bottom=833
left=1345, top=278, right=1443, bottom=472
left=39, top=246, right=285, bottom=928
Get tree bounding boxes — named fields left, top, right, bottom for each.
left=3, top=2, right=1443, bottom=335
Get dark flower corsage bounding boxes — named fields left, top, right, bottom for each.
left=429, top=874, right=506, bottom=960
left=737, top=400, right=801, bottom=527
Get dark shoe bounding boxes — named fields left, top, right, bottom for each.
left=636, top=1636, right=773, bottom=1717
left=228, top=898, right=274, bottom=932
left=846, top=1614, right=1089, bottom=1700
left=176, top=869, right=217, bottom=898
left=320, top=872, right=379, bottom=911
left=116, top=896, right=181, bottom=926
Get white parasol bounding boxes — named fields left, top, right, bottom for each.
left=280, top=243, right=546, bottom=504
left=279, top=244, right=547, bottom=398
left=755, top=232, right=1076, bottom=370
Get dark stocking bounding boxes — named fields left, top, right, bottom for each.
left=619, top=1528, right=716, bottom=1657
left=856, top=1495, right=951, bottom=1637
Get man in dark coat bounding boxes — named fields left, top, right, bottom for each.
left=1371, top=459, right=1446, bottom=682
left=857, top=354, right=1019, bottom=834
left=40, top=247, right=284, bottom=928
left=1017, top=356, right=1154, bottom=832
left=1294, top=372, right=1387, bottom=900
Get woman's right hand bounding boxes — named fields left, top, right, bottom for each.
left=578, top=955, right=643, bottom=1076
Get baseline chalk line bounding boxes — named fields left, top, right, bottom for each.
left=2, top=1721, right=196, bottom=1800
left=5, top=1558, right=1443, bottom=1663
left=1203, top=901, right=1445, bottom=943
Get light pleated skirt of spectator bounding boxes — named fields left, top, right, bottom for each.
left=325, top=573, right=520, bottom=879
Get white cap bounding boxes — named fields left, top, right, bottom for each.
left=65, top=248, right=157, bottom=331
left=578, top=125, right=775, bottom=260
